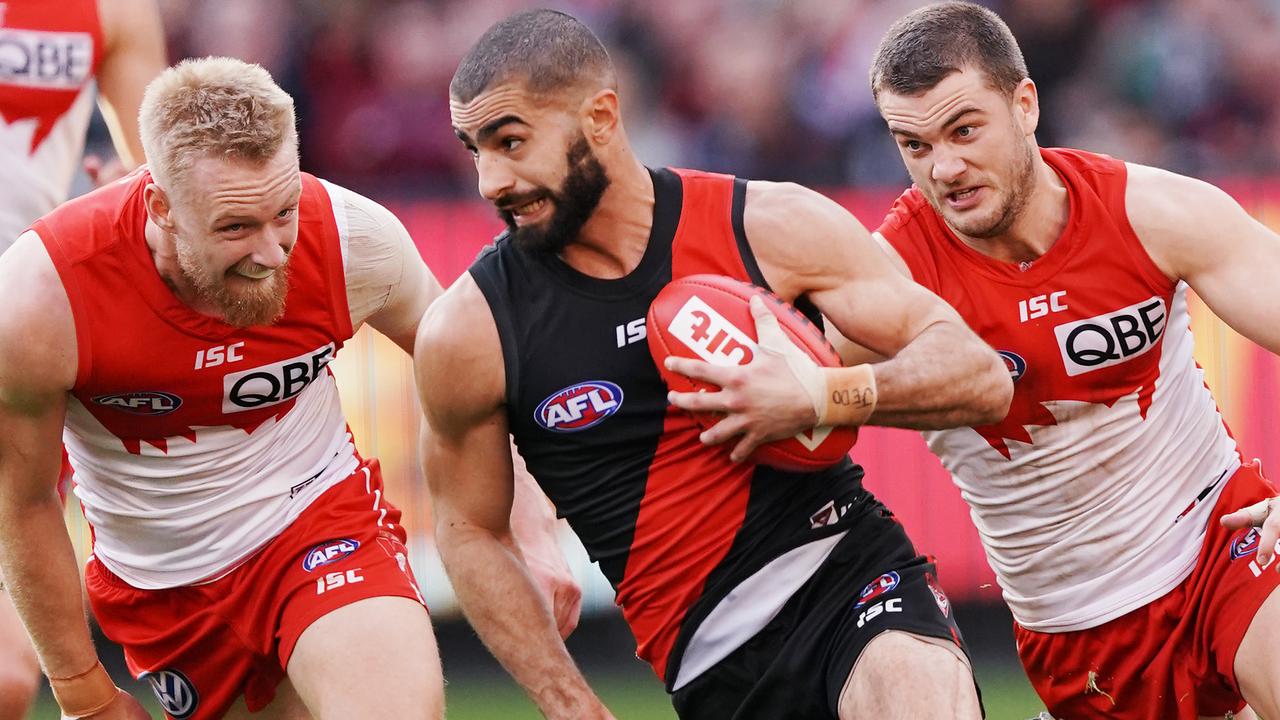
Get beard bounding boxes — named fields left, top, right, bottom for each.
left=498, top=136, right=611, bottom=256
left=934, top=131, right=1037, bottom=240
left=175, top=241, right=291, bottom=327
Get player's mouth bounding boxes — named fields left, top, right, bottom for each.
left=509, top=197, right=551, bottom=225
left=945, top=186, right=984, bottom=211
left=231, top=265, right=275, bottom=280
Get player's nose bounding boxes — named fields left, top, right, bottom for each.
left=252, top=225, right=293, bottom=268
left=931, top=150, right=967, bottom=184
left=476, top=153, right=516, bottom=203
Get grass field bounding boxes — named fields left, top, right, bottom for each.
left=27, top=666, right=1045, bottom=719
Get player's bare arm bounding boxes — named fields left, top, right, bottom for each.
left=667, top=181, right=1012, bottom=460
left=1124, top=164, right=1280, bottom=563
left=88, top=0, right=166, bottom=183
left=415, top=275, right=610, bottom=720
left=0, top=233, right=147, bottom=719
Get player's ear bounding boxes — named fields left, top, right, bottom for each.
left=143, top=183, right=177, bottom=233
left=580, top=88, right=620, bottom=145
left=1012, top=78, right=1039, bottom=137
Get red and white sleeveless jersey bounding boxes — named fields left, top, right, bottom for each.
left=0, top=0, right=104, bottom=249
left=879, top=148, right=1240, bottom=632
left=33, top=169, right=360, bottom=589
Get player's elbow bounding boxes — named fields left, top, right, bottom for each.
left=0, top=644, right=40, bottom=720
left=967, top=348, right=1014, bottom=425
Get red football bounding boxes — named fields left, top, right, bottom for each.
left=647, top=274, right=857, bottom=471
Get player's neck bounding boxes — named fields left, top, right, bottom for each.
left=954, top=156, right=1068, bottom=264
left=559, top=155, right=655, bottom=279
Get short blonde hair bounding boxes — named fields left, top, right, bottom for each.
left=139, top=56, right=297, bottom=190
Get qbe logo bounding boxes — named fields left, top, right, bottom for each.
left=0, top=29, right=94, bottom=89
left=142, top=669, right=198, bottom=719
left=667, top=296, right=755, bottom=366
left=221, top=343, right=335, bottom=413
left=1053, top=297, right=1166, bottom=377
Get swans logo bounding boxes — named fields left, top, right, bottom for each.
left=142, top=669, right=198, bottom=719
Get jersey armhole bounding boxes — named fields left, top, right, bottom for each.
left=468, top=261, right=520, bottom=412
left=32, top=221, right=94, bottom=390
left=730, top=177, right=826, bottom=331
left=315, top=177, right=355, bottom=341
left=1110, top=164, right=1180, bottom=296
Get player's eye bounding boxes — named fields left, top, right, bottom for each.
left=501, top=137, right=524, bottom=152
left=956, top=126, right=974, bottom=138
left=276, top=207, right=295, bottom=220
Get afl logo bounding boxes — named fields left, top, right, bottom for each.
left=302, top=538, right=360, bottom=572
left=91, top=391, right=183, bottom=416
left=998, top=351, right=1026, bottom=383
left=856, top=571, right=900, bottom=608
left=143, top=669, right=198, bottom=719
left=535, top=381, right=624, bottom=432
left=1231, top=527, right=1262, bottom=560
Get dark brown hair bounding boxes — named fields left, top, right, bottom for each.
left=870, top=2, right=1027, bottom=102
left=450, top=9, right=614, bottom=103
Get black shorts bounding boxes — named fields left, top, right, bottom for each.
left=669, top=501, right=977, bottom=720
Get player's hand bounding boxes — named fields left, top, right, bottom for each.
left=665, top=295, right=822, bottom=462
left=1222, top=495, right=1280, bottom=565
left=62, top=689, right=152, bottom=719
left=525, top=551, right=582, bottom=639
left=83, top=155, right=131, bottom=188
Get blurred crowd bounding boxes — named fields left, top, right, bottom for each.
left=116, top=0, right=1280, bottom=197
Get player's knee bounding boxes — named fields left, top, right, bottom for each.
left=840, top=632, right=979, bottom=719
left=0, top=659, right=42, bottom=719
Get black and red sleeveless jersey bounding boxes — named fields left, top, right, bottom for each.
left=469, top=168, right=867, bottom=684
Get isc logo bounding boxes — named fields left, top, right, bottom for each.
left=302, top=538, right=360, bottom=572
left=856, top=597, right=903, bottom=628
left=667, top=296, right=756, bottom=366
left=222, top=343, right=335, bottom=413
left=1053, top=297, right=1167, bottom=377
left=535, top=381, right=624, bottom=432
left=91, top=391, right=183, bottom=416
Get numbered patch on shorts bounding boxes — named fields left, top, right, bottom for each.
left=142, top=669, right=199, bottom=719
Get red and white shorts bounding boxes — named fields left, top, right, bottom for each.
left=1015, top=460, right=1279, bottom=719
left=86, top=459, right=426, bottom=720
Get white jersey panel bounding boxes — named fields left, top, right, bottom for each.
left=67, top=371, right=359, bottom=589
left=0, top=83, right=94, bottom=250
left=926, top=284, right=1239, bottom=631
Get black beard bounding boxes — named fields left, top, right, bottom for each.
left=500, top=137, right=610, bottom=255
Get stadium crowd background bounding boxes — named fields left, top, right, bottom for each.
left=46, top=0, right=1280, bottom=718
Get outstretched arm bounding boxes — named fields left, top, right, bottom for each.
left=667, top=181, right=1010, bottom=460
left=414, top=275, right=608, bottom=719
left=88, top=0, right=166, bottom=184
left=0, top=234, right=147, bottom=719
left=1123, top=164, right=1280, bottom=559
